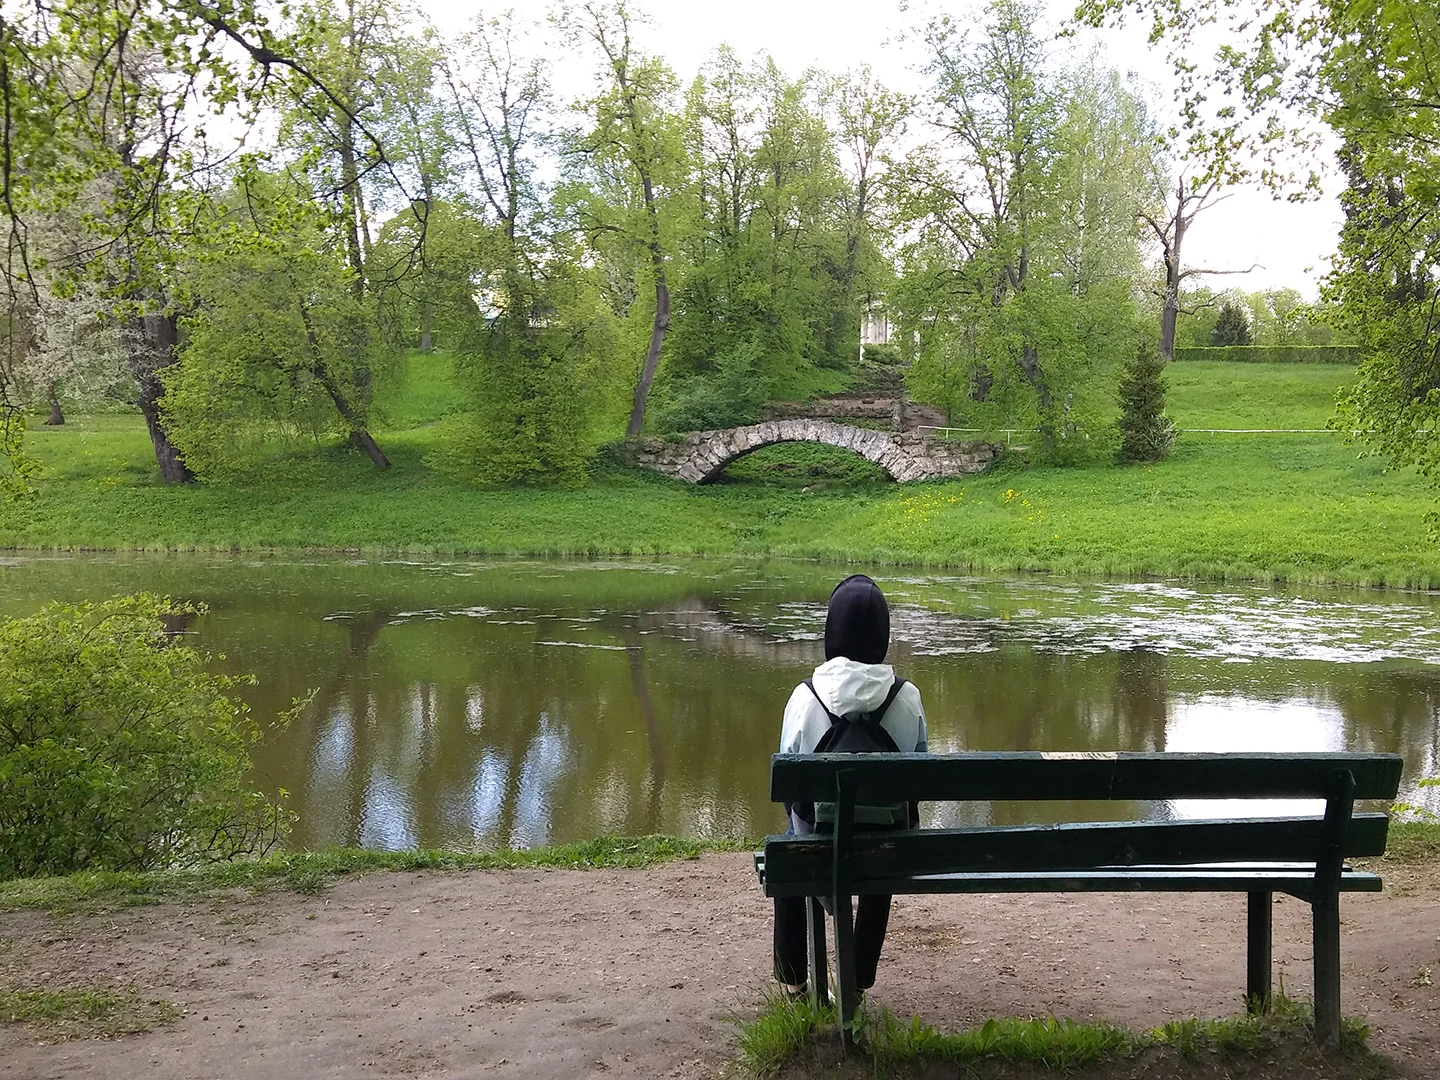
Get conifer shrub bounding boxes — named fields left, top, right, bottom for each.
left=1117, top=343, right=1178, bottom=463
left=0, top=596, right=294, bottom=880
left=1210, top=301, right=1254, bottom=346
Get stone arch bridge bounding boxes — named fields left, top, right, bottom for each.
left=626, top=419, right=997, bottom=483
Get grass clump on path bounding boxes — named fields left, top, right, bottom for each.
left=739, top=993, right=1381, bottom=1078
left=0, top=834, right=751, bottom=912
left=0, top=987, right=178, bottom=1039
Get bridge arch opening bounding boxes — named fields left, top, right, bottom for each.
left=711, top=440, right=896, bottom=485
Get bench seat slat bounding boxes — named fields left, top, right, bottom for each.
left=770, top=752, right=1403, bottom=804
left=761, top=813, right=1389, bottom=886
left=762, top=867, right=1381, bottom=898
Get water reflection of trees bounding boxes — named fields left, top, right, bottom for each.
left=237, top=598, right=1440, bottom=848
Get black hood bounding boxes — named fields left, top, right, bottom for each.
left=824, top=574, right=890, bottom=664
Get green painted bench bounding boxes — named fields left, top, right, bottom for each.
left=755, top=751, right=1403, bottom=1049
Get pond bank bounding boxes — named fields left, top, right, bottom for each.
left=5, top=415, right=1440, bottom=589
left=1, top=844, right=1437, bottom=1078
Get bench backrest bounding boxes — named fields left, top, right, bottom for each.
left=764, top=752, right=1402, bottom=896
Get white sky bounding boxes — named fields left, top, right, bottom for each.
left=421, top=0, right=1343, bottom=298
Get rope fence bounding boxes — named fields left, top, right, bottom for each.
left=916, top=426, right=1355, bottom=441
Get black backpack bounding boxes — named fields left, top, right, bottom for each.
left=794, top=677, right=918, bottom=830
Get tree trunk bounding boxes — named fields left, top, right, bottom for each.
left=43, top=380, right=64, bottom=426
left=419, top=325, right=433, bottom=354
left=124, top=312, right=193, bottom=484
left=338, top=114, right=366, bottom=296
left=625, top=166, right=671, bottom=440
left=345, top=428, right=392, bottom=469
left=627, top=274, right=670, bottom=438
left=1158, top=184, right=1188, bottom=365
left=299, top=304, right=389, bottom=469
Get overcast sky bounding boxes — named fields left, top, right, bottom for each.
left=424, top=0, right=1343, bottom=298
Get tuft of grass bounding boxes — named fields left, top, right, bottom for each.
left=736, top=991, right=1375, bottom=1077
left=1380, top=820, right=1440, bottom=863
left=0, top=835, right=752, bottom=912
left=736, top=991, right=837, bottom=1076
left=872, top=1011, right=1137, bottom=1070
left=0, top=987, right=178, bottom=1038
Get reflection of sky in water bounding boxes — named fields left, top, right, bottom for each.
left=359, top=770, right=415, bottom=850
left=1165, top=696, right=1344, bottom=819
left=509, top=717, right=571, bottom=849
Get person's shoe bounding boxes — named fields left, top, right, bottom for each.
left=779, top=982, right=807, bottom=1001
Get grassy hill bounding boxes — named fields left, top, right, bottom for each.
left=5, top=360, right=1437, bottom=589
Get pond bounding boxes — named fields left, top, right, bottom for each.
left=2, top=555, right=1437, bottom=850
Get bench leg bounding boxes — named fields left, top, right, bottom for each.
left=805, top=896, right=827, bottom=1012
left=1312, top=894, right=1341, bottom=1050
left=1246, top=891, right=1272, bottom=1013
left=833, top=892, right=859, bottom=1051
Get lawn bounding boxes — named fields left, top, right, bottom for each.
left=3, top=361, right=1436, bottom=589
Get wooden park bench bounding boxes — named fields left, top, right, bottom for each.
left=755, top=751, right=1402, bottom=1049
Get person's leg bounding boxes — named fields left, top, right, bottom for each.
left=773, top=896, right=809, bottom=988
left=853, top=894, right=892, bottom=990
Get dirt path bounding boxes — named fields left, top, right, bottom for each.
left=2, top=854, right=1438, bottom=1079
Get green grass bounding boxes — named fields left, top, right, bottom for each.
left=6, top=361, right=1438, bottom=588
left=1166, top=361, right=1353, bottom=429
left=1378, top=820, right=1440, bottom=863
left=0, top=987, right=178, bottom=1038
left=0, top=835, right=751, bottom=912
left=738, top=993, right=1378, bottom=1078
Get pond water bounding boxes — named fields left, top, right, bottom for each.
left=2, top=555, right=1438, bottom=850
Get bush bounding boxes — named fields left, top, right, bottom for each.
left=862, top=342, right=902, bottom=366
left=652, top=343, right=765, bottom=433
left=1210, top=301, right=1254, bottom=346
left=0, top=596, right=294, bottom=880
left=1173, top=345, right=1360, bottom=364
left=1117, top=343, right=1177, bottom=463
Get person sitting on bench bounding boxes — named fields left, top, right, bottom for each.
left=773, top=573, right=928, bottom=997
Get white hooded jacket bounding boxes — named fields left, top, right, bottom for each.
left=779, top=657, right=928, bottom=757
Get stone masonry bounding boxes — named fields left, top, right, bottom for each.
left=626, top=419, right=998, bottom=483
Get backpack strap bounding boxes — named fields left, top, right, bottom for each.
left=869, top=677, right=908, bottom=723
left=803, top=677, right=841, bottom=725
left=805, top=676, right=908, bottom=726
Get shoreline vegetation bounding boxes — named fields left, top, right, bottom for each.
left=5, top=361, right=1439, bottom=590
left=2, top=823, right=1434, bottom=914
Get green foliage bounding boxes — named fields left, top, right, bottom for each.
left=1176, top=346, right=1360, bottom=364
left=0, top=596, right=292, bottom=880
left=1177, top=289, right=1347, bottom=351
left=1117, top=344, right=1177, bottom=463
left=0, top=836, right=752, bottom=912
left=1211, top=301, right=1254, bottom=347
left=434, top=264, right=620, bottom=487
left=653, top=344, right=766, bottom=433
left=891, top=7, right=1156, bottom=454
left=861, top=343, right=901, bottom=366
left=160, top=173, right=393, bottom=482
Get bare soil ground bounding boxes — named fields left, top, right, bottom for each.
left=1, top=854, right=1437, bottom=1080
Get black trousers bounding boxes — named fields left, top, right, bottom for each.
left=773, top=893, right=892, bottom=991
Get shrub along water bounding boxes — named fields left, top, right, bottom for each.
left=0, top=596, right=295, bottom=880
